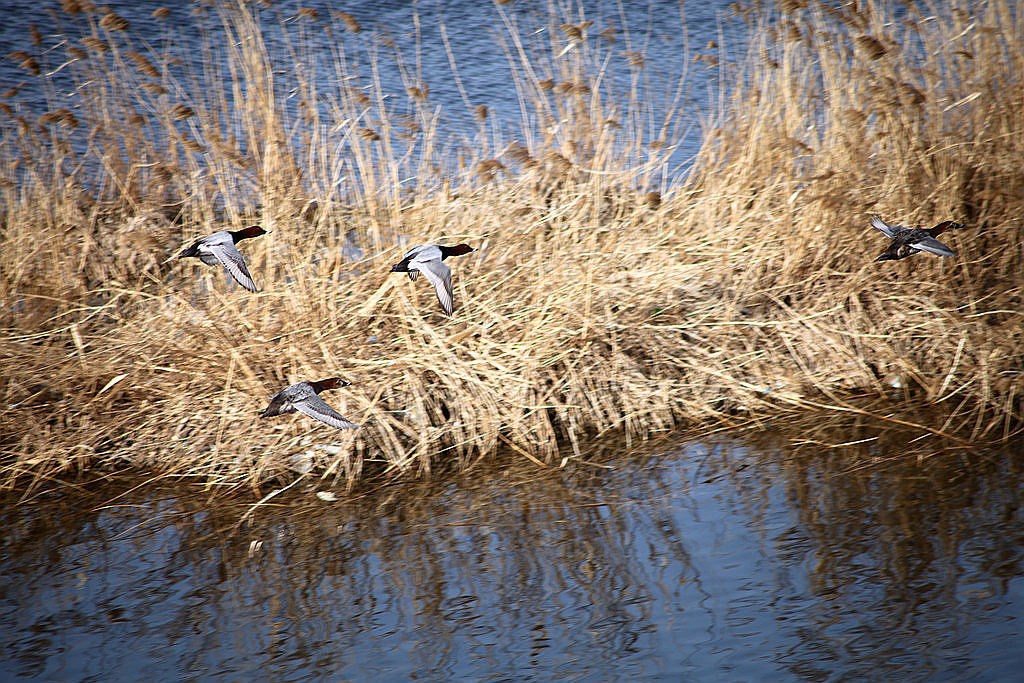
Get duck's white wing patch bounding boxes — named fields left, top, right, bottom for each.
left=869, top=215, right=898, bottom=237
left=295, top=394, right=360, bottom=429
left=910, top=236, right=956, bottom=257
left=416, top=259, right=454, bottom=316
left=208, top=242, right=258, bottom=292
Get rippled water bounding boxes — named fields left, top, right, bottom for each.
left=0, top=0, right=747, bottom=178
left=3, top=423, right=1023, bottom=680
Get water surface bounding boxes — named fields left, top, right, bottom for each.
left=0, top=0, right=747, bottom=180
left=3, top=422, right=1023, bottom=680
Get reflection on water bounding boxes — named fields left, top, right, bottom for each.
left=2, top=420, right=1024, bottom=679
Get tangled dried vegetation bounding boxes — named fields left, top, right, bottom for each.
left=1, top=1, right=1022, bottom=495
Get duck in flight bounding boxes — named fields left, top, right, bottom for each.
left=870, top=215, right=962, bottom=261
left=390, top=243, right=475, bottom=315
left=178, top=225, right=267, bottom=291
left=259, top=378, right=360, bottom=430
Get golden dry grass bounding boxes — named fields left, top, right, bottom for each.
left=1, top=1, right=1022, bottom=495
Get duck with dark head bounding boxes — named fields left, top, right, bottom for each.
left=390, top=243, right=475, bottom=316
left=870, top=215, right=963, bottom=262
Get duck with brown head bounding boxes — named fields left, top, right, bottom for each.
left=390, top=243, right=475, bottom=316
left=870, top=215, right=963, bottom=262
left=178, top=225, right=268, bottom=292
left=259, top=378, right=360, bottom=430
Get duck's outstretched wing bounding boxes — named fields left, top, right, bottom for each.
left=295, top=394, right=360, bottom=429
left=208, top=242, right=259, bottom=292
left=415, top=259, right=455, bottom=316
left=869, top=215, right=899, bottom=237
left=909, top=235, right=957, bottom=258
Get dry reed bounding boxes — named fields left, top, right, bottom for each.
left=1, top=0, right=1022, bottom=496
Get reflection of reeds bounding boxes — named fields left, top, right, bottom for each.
left=716, top=409, right=1023, bottom=607
left=1, top=1, right=1022, bottom=494
left=6, top=418, right=1015, bottom=676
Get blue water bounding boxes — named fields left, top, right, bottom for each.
left=2, top=429, right=1024, bottom=680
left=0, top=0, right=747, bottom=185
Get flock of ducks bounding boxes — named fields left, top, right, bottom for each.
left=176, top=214, right=961, bottom=432
left=177, top=229, right=475, bottom=430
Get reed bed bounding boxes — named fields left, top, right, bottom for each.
left=1, top=0, right=1022, bottom=495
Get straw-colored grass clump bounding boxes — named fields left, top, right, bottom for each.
left=1, top=1, right=1022, bottom=494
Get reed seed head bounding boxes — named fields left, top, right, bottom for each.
left=99, top=12, right=129, bottom=32
left=778, top=0, right=806, bottom=11
left=560, top=24, right=583, bottom=42
left=181, top=136, right=206, bottom=154
left=406, top=85, right=429, bottom=100
left=546, top=151, right=572, bottom=173
left=395, top=114, right=420, bottom=134
left=477, top=159, right=505, bottom=173
left=152, top=164, right=175, bottom=184
left=855, top=35, right=887, bottom=60
left=899, top=82, right=925, bottom=105
left=840, top=108, right=867, bottom=127
left=600, top=22, right=615, bottom=44
left=81, top=37, right=108, bottom=53
left=621, top=51, right=646, bottom=69
left=334, top=12, right=361, bottom=33
left=787, top=137, right=812, bottom=154
left=7, top=52, right=40, bottom=76
left=170, top=104, right=196, bottom=120
left=152, top=8, right=170, bottom=20
left=506, top=142, right=535, bottom=166
left=476, top=159, right=506, bottom=182
left=60, top=108, right=79, bottom=128
left=346, top=87, right=371, bottom=107
left=128, top=52, right=161, bottom=78
left=357, top=127, right=380, bottom=141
